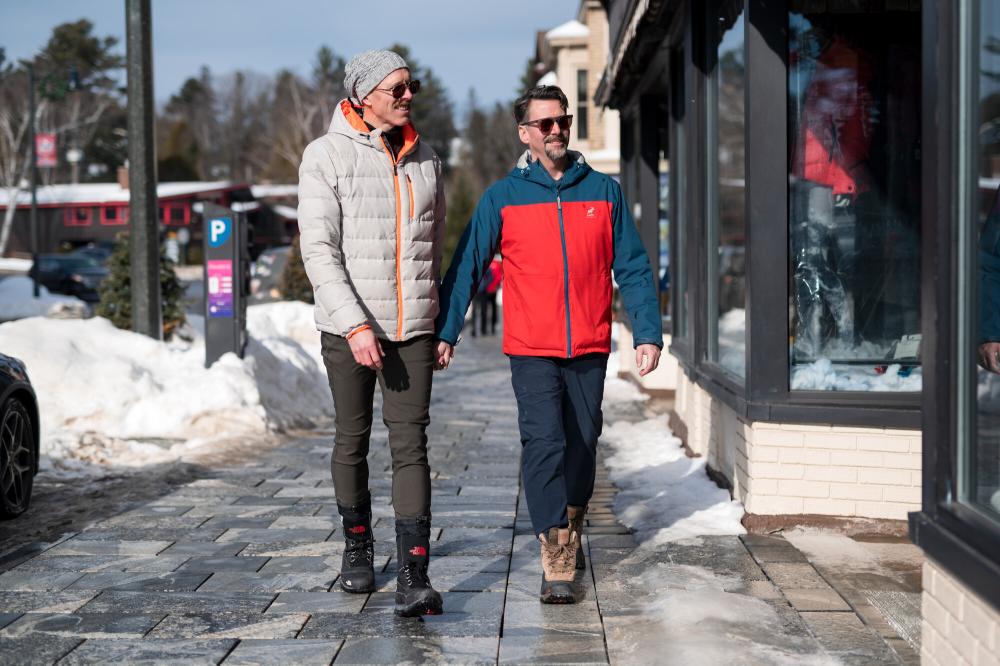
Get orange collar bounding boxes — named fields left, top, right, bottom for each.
left=339, top=99, right=418, bottom=163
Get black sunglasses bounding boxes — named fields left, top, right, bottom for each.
left=520, top=114, right=573, bottom=133
left=374, top=79, right=421, bottom=99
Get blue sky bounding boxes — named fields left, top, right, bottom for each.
left=2, top=0, right=579, bottom=113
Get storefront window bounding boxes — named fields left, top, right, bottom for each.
left=965, top=0, right=1000, bottom=521
left=708, top=0, right=746, bottom=377
left=671, top=46, right=688, bottom=339
left=787, top=2, right=922, bottom=391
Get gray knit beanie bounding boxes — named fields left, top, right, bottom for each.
left=344, top=49, right=409, bottom=105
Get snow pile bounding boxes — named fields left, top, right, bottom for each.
left=0, top=258, right=32, bottom=272
left=601, top=414, right=744, bottom=546
left=792, top=358, right=921, bottom=392
left=0, top=276, right=91, bottom=322
left=0, top=302, right=331, bottom=473
left=718, top=308, right=746, bottom=376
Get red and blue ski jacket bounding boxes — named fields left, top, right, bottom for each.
left=436, top=150, right=662, bottom=357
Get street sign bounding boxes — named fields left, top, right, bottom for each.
left=36, top=133, right=57, bottom=168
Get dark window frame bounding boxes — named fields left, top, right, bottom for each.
left=577, top=69, right=590, bottom=140
left=910, top=0, right=1000, bottom=614
left=668, top=0, right=922, bottom=428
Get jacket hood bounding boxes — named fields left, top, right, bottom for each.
left=328, top=99, right=420, bottom=160
left=510, top=149, right=591, bottom=190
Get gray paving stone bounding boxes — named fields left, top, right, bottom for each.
left=746, top=544, right=810, bottom=563
left=800, top=611, right=902, bottom=664
left=159, top=542, right=249, bottom=557
left=75, top=528, right=224, bottom=542
left=126, top=504, right=195, bottom=517
left=59, top=638, right=237, bottom=665
left=12, top=554, right=190, bottom=573
left=201, top=517, right=277, bottom=529
left=761, top=562, right=833, bottom=590
left=334, top=637, right=498, bottom=665
left=256, top=556, right=339, bottom=574
left=179, top=556, right=270, bottom=573
left=301, top=609, right=501, bottom=638
left=67, top=572, right=209, bottom=592
left=0, top=591, right=98, bottom=613
left=499, top=627, right=608, bottom=664
left=0, top=614, right=20, bottom=630
left=783, top=587, right=852, bottom=612
left=39, top=540, right=173, bottom=556
left=374, top=569, right=507, bottom=593
left=147, top=610, right=308, bottom=639
left=0, top=636, right=83, bottom=663
left=197, top=572, right=335, bottom=593
left=222, top=639, right=342, bottom=665
left=238, top=541, right=342, bottom=558
left=502, top=599, right=604, bottom=631
left=268, top=516, right=337, bottom=530
left=0, top=571, right=83, bottom=591
left=365, top=591, right=505, bottom=616
left=216, top=528, right=333, bottom=543
left=265, top=591, right=367, bottom=614
left=0, top=612, right=165, bottom=638
left=79, top=590, right=275, bottom=614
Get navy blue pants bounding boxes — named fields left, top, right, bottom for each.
left=509, top=353, right=608, bottom=537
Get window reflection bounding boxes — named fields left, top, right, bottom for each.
left=971, top=1, right=1000, bottom=519
left=710, top=1, right=746, bottom=378
left=788, top=3, right=921, bottom=391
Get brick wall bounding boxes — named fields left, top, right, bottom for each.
left=673, top=367, right=921, bottom=520
left=921, top=558, right=1000, bottom=666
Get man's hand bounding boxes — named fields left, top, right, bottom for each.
left=635, top=344, right=661, bottom=377
left=435, top=341, right=454, bottom=371
left=348, top=328, right=384, bottom=370
left=979, top=342, right=1000, bottom=374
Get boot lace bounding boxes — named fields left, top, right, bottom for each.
left=399, top=561, right=430, bottom=588
left=345, top=540, right=374, bottom=567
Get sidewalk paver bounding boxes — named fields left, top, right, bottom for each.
left=0, top=335, right=917, bottom=663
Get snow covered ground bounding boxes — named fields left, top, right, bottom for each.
left=0, top=301, right=331, bottom=476
left=601, top=414, right=745, bottom=546
left=0, top=276, right=91, bottom=322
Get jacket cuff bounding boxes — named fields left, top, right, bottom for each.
left=633, top=338, right=664, bottom=350
left=345, top=323, right=371, bottom=340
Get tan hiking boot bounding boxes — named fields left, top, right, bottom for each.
left=567, top=505, right=587, bottom=570
left=539, top=527, right=579, bottom=604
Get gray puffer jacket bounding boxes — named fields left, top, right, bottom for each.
left=297, top=99, right=445, bottom=340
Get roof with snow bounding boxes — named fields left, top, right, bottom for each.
left=251, top=184, right=298, bottom=199
left=0, top=181, right=240, bottom=208
left=546, top=19, right=589, bottom=40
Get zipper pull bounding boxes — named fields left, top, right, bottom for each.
left=556, top=194, right=562, bottom=210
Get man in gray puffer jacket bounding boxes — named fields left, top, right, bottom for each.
left=297, top=49, right=445, bottom=617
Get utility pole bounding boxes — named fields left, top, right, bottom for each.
left=125, top=0, right=161, bottom=339
left=26, top=63, right=40, bottom=298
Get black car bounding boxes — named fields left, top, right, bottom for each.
left=28, top=254, right=109, bottom=303
left=0, top=352, right=38, bottom=518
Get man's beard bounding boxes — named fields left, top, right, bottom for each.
left=544, top=135, right=568, bottom=161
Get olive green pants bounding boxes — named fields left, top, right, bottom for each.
left=320, top=332, right=433, bottom=519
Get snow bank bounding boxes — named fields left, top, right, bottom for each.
left=601, top=414, right=744, bottom=546
left=0, top=276, right=91, bottom=322
left=0, top=302, right=331, bottom=474
left=792, top=358, right=922, bottom=392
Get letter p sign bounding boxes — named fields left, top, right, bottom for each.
left=208, top=217, right=231, bottom=248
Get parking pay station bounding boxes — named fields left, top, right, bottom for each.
left=202, top=203, right=249, bottom=367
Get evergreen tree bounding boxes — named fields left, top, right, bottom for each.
left=96, top=233, right=187, bottom=340
left=443, top=172, right=477, bottom=273
left=279, top=235, right=314, bottom=304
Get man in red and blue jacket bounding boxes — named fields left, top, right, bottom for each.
left=435, top=85, right=662, bottom=604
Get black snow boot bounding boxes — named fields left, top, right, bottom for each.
left=337, top=495, right=375, bottom=594
left=394, top=516, right=443, bottom=617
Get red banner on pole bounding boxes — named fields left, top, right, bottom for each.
left=36, top=133, right=57, bottom=168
